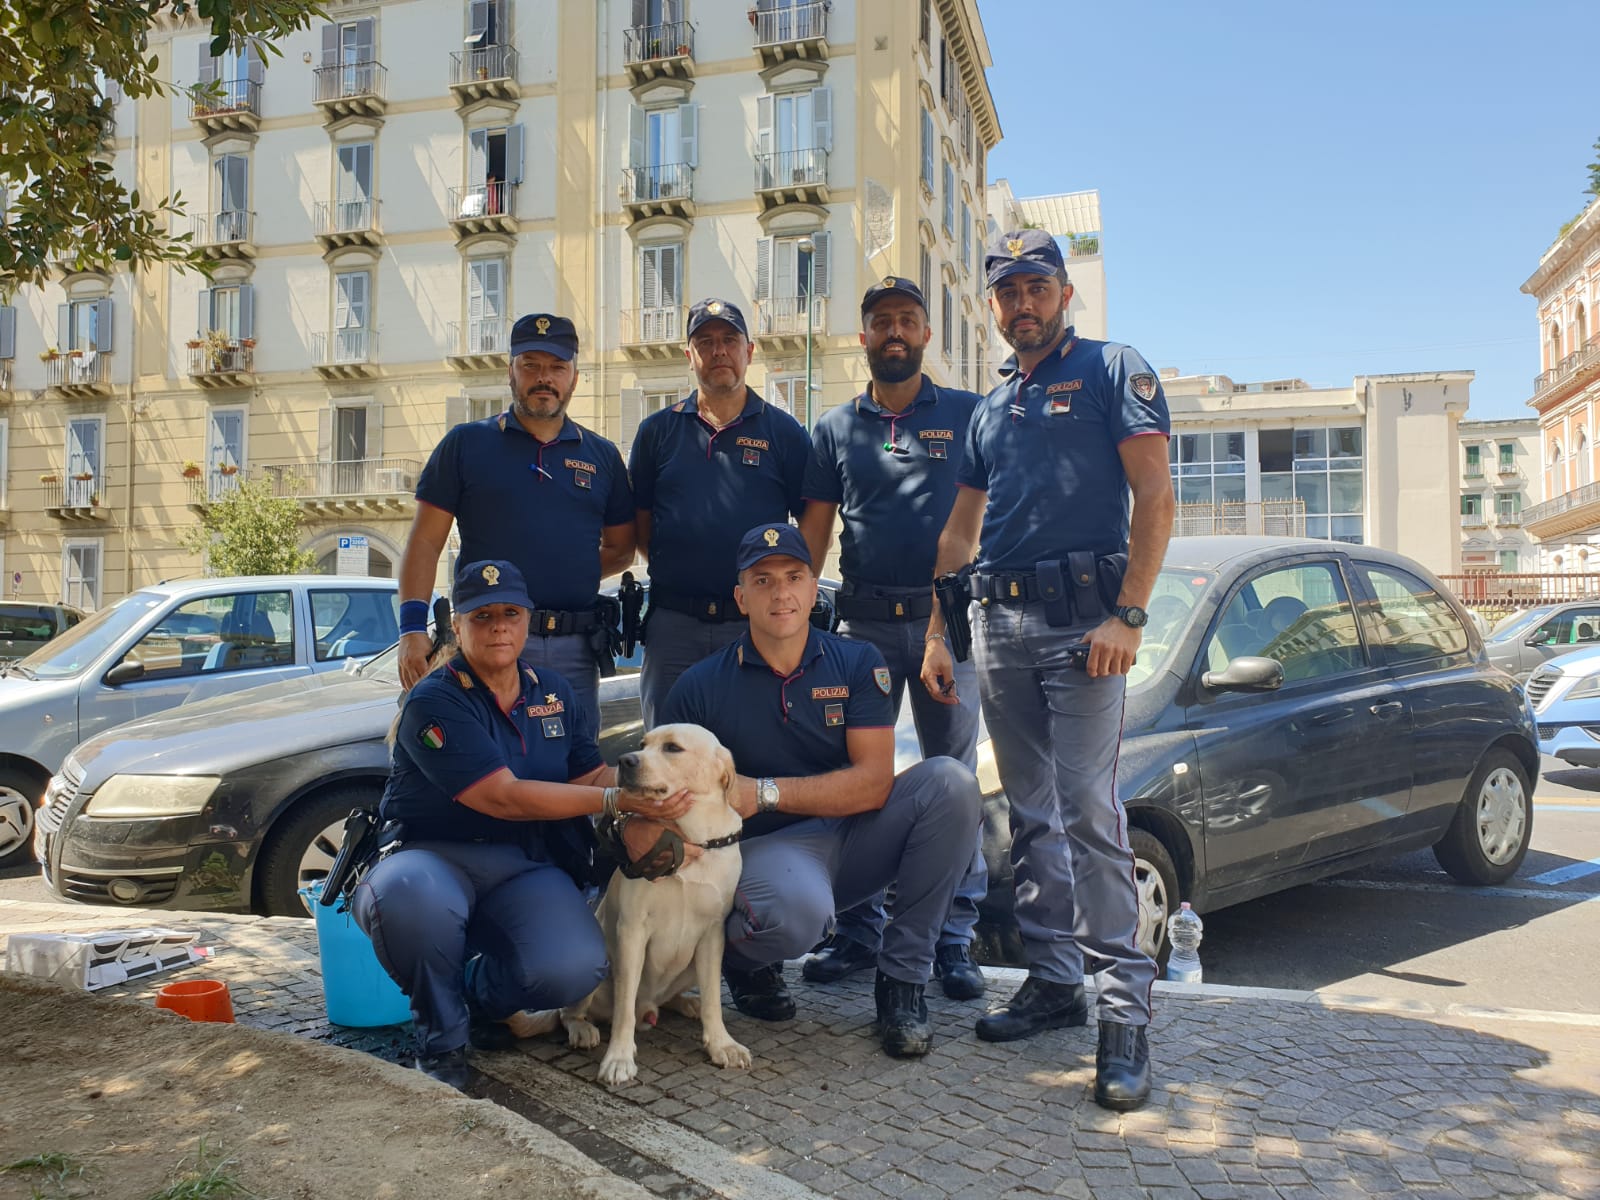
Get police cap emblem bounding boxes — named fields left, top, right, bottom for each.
left=1006, top=237, right=1025, bottom=256
left=882, top=276, right=897, bottom=288
left=707, top=300, right=724, bottom=315
left=534, top=316, right=551, bottom=335
left=482, top=564, right=501, bottom=586
left=763, top=528, right=781, bottom=548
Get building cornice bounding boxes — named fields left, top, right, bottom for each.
left=1521, top=195, right=1600, bottom=297
left=934, top=0, right=1001, bottom=148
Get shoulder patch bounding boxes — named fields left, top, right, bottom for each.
left=873, top=667, right=892, bottom=696
left=417, top=723, right=446, bottom=751
left=1129, top=373, right=1159, bottom=405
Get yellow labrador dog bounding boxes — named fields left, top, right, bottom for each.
left=511, top=723, right=751, bottom=1087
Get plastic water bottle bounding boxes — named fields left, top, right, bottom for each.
left=1165, top=902, right=1203, bottom=983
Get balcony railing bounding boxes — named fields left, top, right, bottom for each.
left=755, top=147, right=828, bottom=192
left=1496, top=461, right=1523, bottom=479
left=313, top=61, right=387, bottom=106
left=42, top=469, right=111, bottom=513
left=1463, top=464, right=1484, bottom=478
left=625, top=20, right=695, bottom=65
left=311, top=329, right=377, bottom=372
left=1459, top=512, right=1488, bottom=528
left=1175, top=500, right=1306, bottom=538
left=622, top=307, right=686, bottom=346
left=752, top=2, right=829, bottom=48
left=0, top=359, right=11, bottom=392
left=1532, top=336, right=1600, bottom=405
left=450, top=42, right=519, bottom=87
left=186, top=339, right=254, bottom=378
left=313, top=198, right=381, bottom=245
left=189, top=79, right=261, bottom=123
left=43, top=353, right=111, bottom=392
left=756, top=296, right=826, bottom=338
left=1495, top=512, right=1524, bottom=528
left=258, top=456, right=421, bottom=501
left=192, top=209, right=254, bottom=250
left=449, top=182, right=516, bottom=221
left=446, top=319, right=510, bottom=369
left=1524, top=480, right=1600, bottom=531
left=186, top=469, right=245, bottom=506
left=623, top=163, right=694, bottom=204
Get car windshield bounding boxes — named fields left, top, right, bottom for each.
left=0, top=606, right=66, bottom=649
left=10, top=594, right=167, bottom=679
left=1487, top=606, right=1558, bottom=644
left=1128, top=568, right=1215, bottom=688
left=357, top=641, right=402, bottom=684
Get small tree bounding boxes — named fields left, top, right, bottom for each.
left=182, top=476, right=316, bottom=576
left=1587, top=136, right=1600, bottom=198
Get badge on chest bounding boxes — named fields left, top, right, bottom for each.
left=737, top=436, right=768, bottom=467
left=529, top=693, right=566, bottom=738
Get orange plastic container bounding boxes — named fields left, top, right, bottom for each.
left=154, top=978, right=235, bottom=1023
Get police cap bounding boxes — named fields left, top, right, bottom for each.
left=686, top=297, right=750, bottom=340
left=453, top=559, right=533, bottom=614
left=860, top=275, right=927, bottom=316
left=735, top=524, right=812, bottom=573
left=985, top=229, right=1069, bottom=289
left=509, top=313, right=579, bottom=361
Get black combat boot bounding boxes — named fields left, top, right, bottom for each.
left=723, top=961, right=797, bottom=1021
left=414, top=1046, right=473, bottom=1091
left=933, top=942, right=987, bottom=1000
left=1093, top=1021, right=1151, bottom=1111
left=874, top=971, right=933, bottom=1058
left=973, top=976, right=1088, bottom=1042
left=801, top=934, right=878, bottom=983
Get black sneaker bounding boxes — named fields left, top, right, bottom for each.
left=974, top=976, right=1088, bottom=1042
left=801, top=935, right=878, bottom=983
left=723, top=961, right=796, bottom=1022
left=414, top=1046, right=473, bottom=1091
left=1094, top=1021, right=1151, bottom=1112
left=933, top=942, right=987, bottom=1001
left=874, top=971, right=932, bottom=1058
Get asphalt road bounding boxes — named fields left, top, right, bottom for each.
left=6, top=751, right=1596, bottom=1017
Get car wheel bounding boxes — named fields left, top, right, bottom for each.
left=1129, top=827, right=1180, bottom=964
left=1432, top=748, right=1532, bottom=886
left=255, top=787, right=376, bottom=917
left=0, top=766, right=45, bottom=869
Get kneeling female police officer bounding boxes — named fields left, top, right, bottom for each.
left=353, top=559, right=690, bottom=1089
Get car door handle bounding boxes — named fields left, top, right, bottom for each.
left=1369, top=701, right=1404, bottom=720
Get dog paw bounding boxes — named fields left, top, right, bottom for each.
left=666, top=993, right=701, bottom=1020
left=565, top=1018, right=602, bottom=1050
left=707, top=1038, right=752, bottom=1070
left=504, top=1009, right=560, bottom=1039
left=597, top=1053, right=638, bottom=1087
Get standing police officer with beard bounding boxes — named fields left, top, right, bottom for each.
left=397, top=314, right=635, bottom=729
left=796, top=276, right=988, bottom=1002
left=921, top=230, right=1174, bottom=1112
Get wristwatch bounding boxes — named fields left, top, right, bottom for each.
left=1114, top=605, right=1148, bottom=629
left=756, top=777, right=780, bottom=814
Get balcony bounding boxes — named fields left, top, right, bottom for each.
left=446, top=319, right=510, bottom=371
left=751, top=2, right=829, bottom=65
left=1525, top=480, right=1600, bottom=541
left=1459, top=512, right=1488, bottom=530
left=447, top=183, right=517, bottom=239
left=185, top=469, right=245, bottom=510
left=755, top=296, right=825, bottom=352
left=257, top=456, right=421, bottom=517
left=312, top=61, right=387, bottom=120
left=622, top=163, right=695, bottom=222
left=754, top=147, right=829, bottom=209
left=41, top=470, right=111, bottom=521
left=185, top=338, right=254, bottom=388
left=1496, top=462, right=1524, bottom=481
left=1530, top=336, right=1600, bottom=411
left=624, top=20, right=695, bottom=83
left=311, top=329, right=378, bottom=380
left=0, top=359, right=11, bottom=394
left=1495, top=512, right=1524, bottom=529
left=1462, top=464, right=1484, bottom=480
left=314, top=198, right=382, bottom=250
left=192, top=210, right=256, bottom=259
left=189, top=79, right=261, bottom=133
left=620, top=307, right=686, bottom=360
left=42, top=352, right=113, bottom=398
left=448, top=43, right=519, bottom=105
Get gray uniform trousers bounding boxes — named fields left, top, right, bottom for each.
left=722, top=757, right=981, bottom=984
left=639, top=607, right=748, bottom=729
left=973, top=601, right=1157, bottom=1025
left=521, top=631, right=600, bottom=733
left=831, top=615, right=987, bottom=949
left=352, top=841, right=608, bottom=1055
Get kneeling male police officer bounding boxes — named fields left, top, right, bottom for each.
left=353, top=559, right=690, bottom=1089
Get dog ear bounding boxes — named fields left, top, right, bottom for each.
left=717, top=745, right=737, bottom=799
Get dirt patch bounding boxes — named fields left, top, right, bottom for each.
left=0, top=976, right=645, bottom=1200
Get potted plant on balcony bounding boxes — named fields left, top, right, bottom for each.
left=186, top=337, right=203, bottom=349
left=239, top=337, right=256, bottom=349
left=181, top=460, right=203, bottom=479
left=202, top=328, right=232, bottom=372
left=89, top=492, right=101, bottom=507
left=39, top=472, right=59, bottom=484
left=676, top=42, right=691, bottom=55
left=73, top=470, right=95, bottom=482
left=66, top=348, right=83, bottom=359
left=39, top=347, right=59, bottom=362
left=218, top=463, right=239, bottom=476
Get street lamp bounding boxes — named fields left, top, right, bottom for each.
left=798, top=235, right=816, bottom=431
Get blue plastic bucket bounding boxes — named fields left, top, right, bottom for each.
left=300, top=883, right=413, bottom=1028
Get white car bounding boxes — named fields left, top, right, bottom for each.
left=1528, top=643, right=1600, bottom=767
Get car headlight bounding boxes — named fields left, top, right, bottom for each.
left=1563, top=675, right=1600, bottom=701
left=81, top=775, right=221, bottom=818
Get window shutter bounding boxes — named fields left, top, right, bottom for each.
left=0, top=306, right=14, bottom=360
left=467, top=0, right=491, bottom=42
left=198, top=43, right=217, bottom=85
left=811, top=231, right=831, bottom=297
left=317, top=406, right=333, bottom=462
left=506, top=124, right=524, bottom=184
left=320, top=23, right=338, bottom=66
left=445, top=395, right=471, bottom=430
left=679, top=103, right=697, bottom=168
left=484, top=259, right=504, bottom=322
left=246, top=41, right=264, bottom=85
left=628, top=105, right=645, bottom=170
left=639, top=247, right=660, bottom=309
left=812, top=86, right=832, bottom=152
left=756, top=94, right=774, bottom=160
left=198, top=287, right=212, bottom=336
left=661, top=243, right=680, bottom=305
left=468, top=128, right=488, bottom=188
left=631, top=0, right=648, bottom=25
left=467, top=262, right=485, bottom=324
left=58, top=303, right=72, bottom=347
left=94, top=298, right=114, bottom=352
left=620, top=386, right=645, bottom=453
left=333, top=275, right=353, bottom=330
left=756, top=237, right=773, bottom=302
left=367, top=401, right=384, bottom=461
left=353, top=17, right=375, bottom=62
left=239, top=284, right=255, bottom=340
left=921, top=110, right=933, bottom=186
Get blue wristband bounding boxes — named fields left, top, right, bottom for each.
left=399, top=599, right=430, bottom=636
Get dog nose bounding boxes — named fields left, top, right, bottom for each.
left=620, top=752, right=639, bottom=771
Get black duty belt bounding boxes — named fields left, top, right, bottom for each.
left=649, top=590, right=741, bottom=623
left=529, top=608, right=600, bottom=637
left=835, top=588, right=934, bottom=622
left=972, top=572, right=1043, bottom=604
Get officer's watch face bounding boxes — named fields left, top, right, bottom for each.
left=686, top=325, right=753, bottom=390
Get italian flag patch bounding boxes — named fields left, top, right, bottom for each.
left=417, top=723, right=446, bottom=751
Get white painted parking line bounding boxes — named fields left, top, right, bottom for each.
left=1319, top=877, right=1600, bottom=904
left=1528, top=855, right=1600, bottom=886
left=1534, top=801, right=1600, bottom=813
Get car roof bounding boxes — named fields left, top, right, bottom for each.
left=139, top=575, right=398, bottom=597
left=1159, top=535, right=1420, bottom=575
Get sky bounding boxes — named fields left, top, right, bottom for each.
left=979, top=0, right=1599, bottom=419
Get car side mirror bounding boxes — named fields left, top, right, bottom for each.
left=1524, top=633, right=1548, bottom=647
left=1202, top=655, right=1284, bottom=693
left=103, top=660, right=145, bottom=687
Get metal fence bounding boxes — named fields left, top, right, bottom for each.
left=1174, top=500, right=1306, bottom=538
left=449, top=42, right=519, bottom=86
left=313, top=61, right=386, bottom=104
left=1439, top=572, right=1600, bottom=618
left=624, top=19, right=695, bottom=63
left=755, top=147, right=828, bottom=191
left=752, top=1, right=828, bottom=45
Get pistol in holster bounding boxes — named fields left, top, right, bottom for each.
left=320, top=807, right=381, bottom=910
left=933, top=564, right=975, bottom=663
left=592, top=594, right=622, bottom=678
left=619, top=572, right=646, bottom=656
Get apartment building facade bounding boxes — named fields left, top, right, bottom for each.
left=0, top=0, right=999, bottom=607
left=1456, top=418, right=1541, bottom=573
left=1520, top=195, right=1600, bottom=570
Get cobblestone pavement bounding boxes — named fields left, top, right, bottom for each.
left=4, top=898, right=1598, bottom=1200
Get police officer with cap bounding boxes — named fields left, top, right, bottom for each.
left=629, top=298, right=810, bottom=727
left=921, top=229, right=1174, bottom=1111
left=354, top=558, right=691, bottom=1090
left=795, top=275, right=988, bottom=1001
left=659, top=523, right=981, bottom=1058
left=398, top=312, right=635, bottom=730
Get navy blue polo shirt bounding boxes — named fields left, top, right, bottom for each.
left=804, top=376, right=979, bottom=588
left=959, top=328, right=1170, bottom=571
left=383, top=656, right=603, bottom=845
left=628, top=389, right=810, bottom=599
left=657, top=628, right=895, bottom=837
left=416, top=412, right=633, bottom=612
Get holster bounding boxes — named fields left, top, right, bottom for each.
left=933, top=565, right=974, bottom=662
left=810, top=589, right=838, bottom=632
left=592, top=595, right=622, bottom=678
left=619, top=572, right=645, bottom=655
left=1034, top=553, right=1130, bottom=627
left=319, top=807, right=379, bottom=908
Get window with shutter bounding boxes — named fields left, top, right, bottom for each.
left=467, top=259, right=506, bottom=350
left=942, top=160, right=954, bottom=235
left=920, top=109, right=934, bottom=190
left=336, top=143, right=373, bottom=230
left=0, top=306, right=15, bottom=360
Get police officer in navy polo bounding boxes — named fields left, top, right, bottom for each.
left=658, top=524, right=982, bottom=1058
left=921, top=229, right=1174, bottom=1111
left=398, top=313, right=635, bottom=729
left=796, top=275, right=988, bottom=1001
left=354, top=559, right=691, bottom=1090
left=629, top=298, right=810, bottom=727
